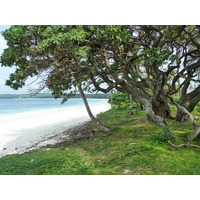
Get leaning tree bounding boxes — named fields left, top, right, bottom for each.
left=0, top=25, right=110, bottom=132
left=81, top=25, right=200, bottom=141
left=1, top=25, right=200, bottom=141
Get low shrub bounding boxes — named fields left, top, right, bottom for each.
left=154, top=126, right=174, bottom=142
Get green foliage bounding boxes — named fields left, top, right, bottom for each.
left=172, top=96, right=180, bottom=102
left=154, top=126, right=174, bottom=142
left=108, top=91, right=129, bottom=108
left=2, top=25, right=200, bottom=125
left=143, top=48, right=173, bottom=67
left=0, top=25, right=92, bottom=98
left=0, top=93, right=109, bottom=99
left=1, top=25, right=200, bottom=111
left=0, top=149, right=93, bottom=175
left=108, top=91, right=141, bottom=110
left=195, top=104, right=200, bottom=112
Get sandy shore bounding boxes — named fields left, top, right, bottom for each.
left=0, top=101, right=111, bottom=158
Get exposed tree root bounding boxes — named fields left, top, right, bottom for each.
left=168, top=141, right=200, bottom=149
left=169, top=97, right=200, bottom=141
left=94, top=120, right=111, bottom=132
left=146, top=110, right=177, bottom=140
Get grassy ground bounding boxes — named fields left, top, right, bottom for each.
left=0, top=106, right=200, bottom=175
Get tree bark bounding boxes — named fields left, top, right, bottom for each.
left=143, top=99, right=177, bottom=139
left=187, top=125, right=200, bottom=141
left=176, top=85, right=200, bottom=121
left=129, top=95, right=133, bottom=115
left=177, top=67, right=181, bottom=97
left=152, top=98, right=172, bottom=119
left=126, top=87, right=177, bottom=139
left=176, top=109, right=186, bottom=121
left=75, top=80, right=110, bottom=132
left=172, top=101, right=200, bottom=141
left=168, top=141, right=200, bottom=149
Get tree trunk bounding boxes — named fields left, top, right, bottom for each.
left=127, top=87, right=176, bottom=139
left=176, top=93, right=200, bottom=122
left=76, top=81, right=110, bottom=132
left=176, top=109, right=186, bottom=121
left=175, top=92, right=188, bottom=121
left=143, top=99, right=177, bottom=139
left=187, top=125, right=200, bottom=141
left=172, top=101, right=200, bottom=141
left=110, top=92, right=113, bottom=110
left=175, top=84, right=200, bottom=122
left=129, top=95, right=133, bottom=115
left=152, top=98, right=172, bottom=119
left=146, top=110, right=177, bottom=139
left=123, top=86, right=176, bottom=139
left=177, top=67, right=181, bottom=97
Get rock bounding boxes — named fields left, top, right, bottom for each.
left=134, top=172, right=141, bottom=175
left=123, top=169, right=132, bottom=174
left=3, top=147, right=6, bottom=150
left=194, top=116, right=199, bottom=120
left=129, top=143, right=136, bottom=145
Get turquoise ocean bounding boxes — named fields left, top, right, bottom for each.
left=0, top=98, right=108, bottom=117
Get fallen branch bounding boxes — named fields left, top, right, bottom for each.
left=168, top=141, right=200, bottom=149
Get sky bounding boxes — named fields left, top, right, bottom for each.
left=0, top=25, right=31, bottom=94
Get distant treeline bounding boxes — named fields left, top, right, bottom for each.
left=0, top=93, right=110, bottom=99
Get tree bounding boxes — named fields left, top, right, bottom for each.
left=172, top=26, right=200, bottom=122
left=0, top=25, right=110, bottom=132
left=1, top=25, right=200, bottom=141
left=84, top=25, right=200, bottom=140
left=108, top=91, right=129, bottom=108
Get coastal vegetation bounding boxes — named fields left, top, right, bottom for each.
left=0, top=104, right=200, bottom=175
left=1, top=25, right=200, bottom=142
left=1, top=25, right=200, bottom=174
left=0, top=93, right=109, bottom=99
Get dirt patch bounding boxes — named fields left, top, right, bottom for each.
left=36, top=122, right=96, bottom=150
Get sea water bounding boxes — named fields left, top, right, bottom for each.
left=0, top=98, right=108, bottom=117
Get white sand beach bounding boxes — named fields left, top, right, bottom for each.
left=0, top=101, right=111, bottom=158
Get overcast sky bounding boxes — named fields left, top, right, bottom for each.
left=0, top=25, right=31, bottom=94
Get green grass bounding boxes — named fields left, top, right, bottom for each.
left=0, top=107, right=200, bottom=175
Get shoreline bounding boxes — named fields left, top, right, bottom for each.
left=0, top=102, right=111, bottom=158
left=0, top=100, right=108, bottom=119
left=0, top=98, right=108, bottom=117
